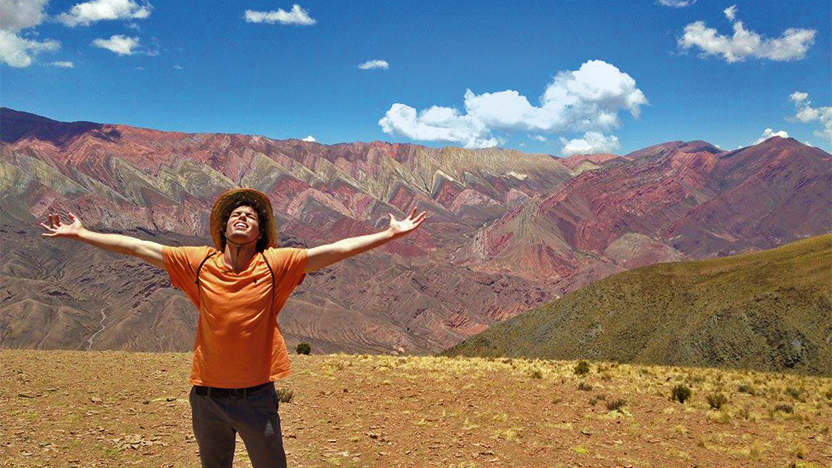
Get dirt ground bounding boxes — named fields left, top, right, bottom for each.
left=1, top=350, right=830, bottom=467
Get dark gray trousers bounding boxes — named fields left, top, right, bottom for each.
left=188, top=383, right=287, bottom=468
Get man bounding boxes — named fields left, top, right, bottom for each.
left=40, top=187, right=427, bottom=468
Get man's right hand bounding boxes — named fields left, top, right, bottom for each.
left=39, top=211, right=166, bottom=269
left=40, top=212, right=85, bottom=239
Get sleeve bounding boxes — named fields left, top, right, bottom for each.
left=162, top=245, right=213, bottom=305
left=265, top=247, right=308, bottom=291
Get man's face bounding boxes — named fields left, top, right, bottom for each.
left=225, top=205, right=261, bottom=245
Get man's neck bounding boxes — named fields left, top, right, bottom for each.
left=223, top=242, right=258, bottom=273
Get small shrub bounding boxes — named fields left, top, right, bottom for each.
left=773, top=403, right=794, bottom=414
left=707, top=392, right=728, bottom=410
left=295, top=342, right=311, bottom=355
left=578, top=382, right=593, bottom=391
left=530, top=368, right=543, bottom=379
left=671, top=384, right=692, bottom=404
left=276, top=388, right=294, bottom=403
left=575, top=360, right=590, bottom=376
left=824, top=388, right=832, bottom=400
left=605, top=398, right=627, bottom=412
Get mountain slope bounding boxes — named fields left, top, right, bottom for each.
left=444, top=234, right=832, bottom=375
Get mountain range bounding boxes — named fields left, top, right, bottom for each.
left=1, top=107, right=830, bottom=354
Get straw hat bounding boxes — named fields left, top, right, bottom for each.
left=209, top=188, right=277, bottom=252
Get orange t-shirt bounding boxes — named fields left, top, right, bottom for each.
left=162, top=245, right=307, bottom=388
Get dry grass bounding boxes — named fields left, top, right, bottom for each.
left=2, top=350, right=831, bottom=467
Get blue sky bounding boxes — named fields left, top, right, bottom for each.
left=1, top=0, right=830, bottom=155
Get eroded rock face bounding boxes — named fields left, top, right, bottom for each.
left=1, top=107, right=830, bottom=353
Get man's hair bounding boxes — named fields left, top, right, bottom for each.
left=218, top=194, right=271, bottom=253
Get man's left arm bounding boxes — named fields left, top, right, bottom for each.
left=304, top=207, right=427, bottom=273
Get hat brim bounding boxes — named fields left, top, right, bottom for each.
left=210, top=188, right=277, bottom=252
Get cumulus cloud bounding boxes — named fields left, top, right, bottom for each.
left=0, top=30, right=59, bottom=67
left=560, top=132, right=621, bottom=155
left=358, top=59, right=388, bottom=70
left=0, top=0, right=49, bottom=32
left=301, top=135, right=316, bottom=142
left=754, top=128, right=789, bottom=144
left=48, top=60, right=74, bottom=68
left=379, top=60, right=646, bottom=149
left=92, top=34, right=140, bottom=55
left=529, top=135, right=547, bottom=142
left=244, top=4, right=315, bottom=25
left=0, top=0, right=61, bottom=67
left=678, top=6, right=815, bottom=62
left=57, top=0, right=152, bottom=27
left=789, top=91, right=832, bottom=144
left=658, top=0, right=696, bottom=7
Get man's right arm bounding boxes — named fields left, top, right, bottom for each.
left=40, top=212, right=166, bottom=269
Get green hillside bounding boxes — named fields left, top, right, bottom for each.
left=444, top=234, right=832, bottom=375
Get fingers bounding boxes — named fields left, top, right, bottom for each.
left=68, top=212, right=78, bottom=222
left=408, top=207, right=417, bottom=219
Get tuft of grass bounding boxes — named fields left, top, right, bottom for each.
left=575, top=360, right=590, bottom=376
left=707, top=392, right=728, bottom=410
left=786, top=386, right=807, bottom=402
left=530, top=368, right=543, bottom=379
left=773, top=403, right=794, bottom=414
left=578, top=382, right=593, bottom=391
left=737, top=384, right=755, bottom=395
left=605, top=398, right=627, bottom=412
left=707, top=410, right=731, bottom=424
left=789, top=444, right=806, bottom=459
left=276, top=388, right=294, bottom=403
left=671, top=384, right=692, bottom=404
left=589, top=394, right=606, bottom=406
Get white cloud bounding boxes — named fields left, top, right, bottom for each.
left=0, top=30, right=59, bottom=67
left=678, top=8, right=815, bottom=62
left=754, top=128, right=789, bottom=144
left=48, top=60, right=74, bottom=68
left=173, top=64, right=183, bottom=69
left=379, top=60, right=646, bottom=149
left=789, top=91, right=809, bottom=104
left=379, top=103, right=499, bottom=149
left=358, top=59, right=388, bottom=70
left=301, top=135, right=316, bottom=142
left=57, top=0, right=152, bottom=27
left=134, top=65, right=144, bottom=70
left=657, top=0, right=696, bottom=7
left=529, top=134, right=547, bottom=142
left=0, top=0, right=61, bottom=67
left=92, top=34, right=140, bottom=55
left=560, top=132, right=621, bottom=155
left=0, top=0, right=49, bottom=32
left=244, top=4, right=315, bottom=26
left=789, top=91, right=832, bottom=144
left=723, top=5, right=737, bottom=21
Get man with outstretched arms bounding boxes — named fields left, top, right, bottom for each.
left=40, top=187, right=427, bottom=468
